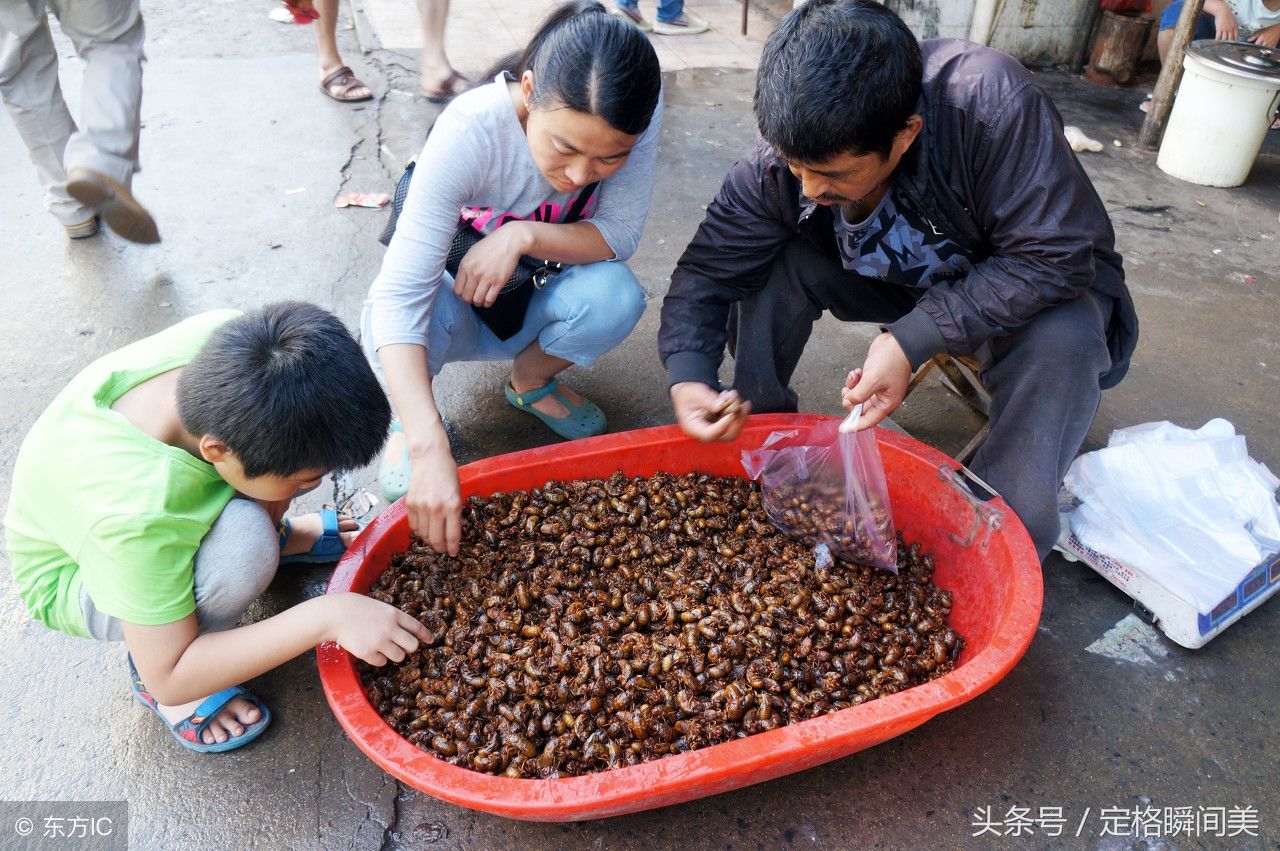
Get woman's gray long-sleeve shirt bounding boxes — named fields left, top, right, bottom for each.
left=366, top=75, right=662, bottom=353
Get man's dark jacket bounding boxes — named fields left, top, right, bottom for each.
left=659, top=39, right=1138, bottom=390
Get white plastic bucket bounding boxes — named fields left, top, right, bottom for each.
left=1157, top=51, right=1280, bottom=187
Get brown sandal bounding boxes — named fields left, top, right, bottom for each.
left=321, top=65, right=373, bottom=103
left=420, top=71, right=468, bottom=104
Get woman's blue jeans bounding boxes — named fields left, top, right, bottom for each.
left=364, top=260, right=646, bottom=381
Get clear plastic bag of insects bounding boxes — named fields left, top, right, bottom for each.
left=741, top=406, right=898, bottom=571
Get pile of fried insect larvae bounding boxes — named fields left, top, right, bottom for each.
left=361, top=471, right=961, bottom=779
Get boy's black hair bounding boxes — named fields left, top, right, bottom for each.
left=486, top=0, right=661, bottom=136
left=177, top=302, right=391, bottom=479
left=754, top=0, right=923, bottom=162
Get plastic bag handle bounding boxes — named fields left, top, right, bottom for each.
left=839, top=403, right=862, bottom=434
left=938, top=465, right=1004, bottom=548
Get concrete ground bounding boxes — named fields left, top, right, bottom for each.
left=0, top=0, right=1277, bottom=848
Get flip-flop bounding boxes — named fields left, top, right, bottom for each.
left=421, top=71, right=468, bottom=104
left=279, top=0, right=319, bottom=22
left=129, top=655, right=271, bottom=753
left=278, top=506, right=347, bottom=565
left=504, top=378, right=607, bottom=440
left=269, top=5, right=308, bottom=23
left=321, top=65, right=373, bottom=103
left=378, top=420, right=411, bottom=503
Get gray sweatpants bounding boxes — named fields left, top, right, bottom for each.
left=729, top=238, right=1115, bottom=560
left=0, top=0, right=145, bottom=225
left=80, top=499, right=280, bottom=642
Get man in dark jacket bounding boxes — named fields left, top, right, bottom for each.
left=658, top=0, right=1138, bottom=559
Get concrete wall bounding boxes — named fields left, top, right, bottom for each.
left=884, top=0, right=1103, bottom=68
left=883, top=0, right=978, bottom=41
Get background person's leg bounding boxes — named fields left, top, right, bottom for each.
left=613, top=0, right=651, bottom=31
left=49, top=0, right=157, bottom=241
left=651, top=0, right=708, bottom=33
left=0, top=0, right=91, bottom=226
left=656, top=0, right=684, bottom=21
left=415, top=0, right=460, bottom=99
left=1157, top=3, right=1217, bottom=64
left=967, top=291, right=1114, bottom=560
left=49, top=0, right=144, bottom=189
left=313, top=0, right=370, bottom=101
left=730, top=238, right=916, bottom=413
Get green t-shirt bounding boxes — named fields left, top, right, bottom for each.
left=4, top=310, right=242, bottom=637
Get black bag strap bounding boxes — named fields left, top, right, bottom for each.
left=564, top=181, right=599, bottom=224
left=378, top=160, right=416, bottom=247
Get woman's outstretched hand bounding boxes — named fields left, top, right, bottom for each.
left=406, top=438, right=463, bottom=556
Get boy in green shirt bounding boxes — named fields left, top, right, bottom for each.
left=4, top=302, right=431, bottom=752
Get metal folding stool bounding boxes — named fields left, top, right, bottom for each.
left=902, top=354, right=991, bottom=464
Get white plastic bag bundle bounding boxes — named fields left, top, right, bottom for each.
left=1063, top=419, right=1280, bottom=614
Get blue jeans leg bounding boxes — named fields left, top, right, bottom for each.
left=617, top=0, right=684, bottom=19
left=529, top=260, right=646, bottom=365
left=1159, top=2, right=1216, bottom=40
left=655, top=0, right=684, bottom=23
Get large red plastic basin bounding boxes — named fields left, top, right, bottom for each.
left=318, top=415, right=1042, bottom=821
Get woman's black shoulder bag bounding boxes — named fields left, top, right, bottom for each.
left=380, top=161, right=598, bottom=341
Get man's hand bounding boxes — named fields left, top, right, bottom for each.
left=453, top=223, right=531, bottom=308
left=1213, top=7, right=1239, bottom=41
left=1251, top=23, right=1280, bottom=47
left=840, top=332, right=913, bottom=430
left=671, top=381, right=751, bottom=442
left=406, top=438, right=462, bottom=555
left=324, top=593, right=434, bottom=666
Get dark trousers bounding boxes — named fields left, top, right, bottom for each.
left=729, top=238, right=1115, bottom=560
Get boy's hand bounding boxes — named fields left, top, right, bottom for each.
left=453, top=224, right=530, bottom=308
left=326, top=593, right=434, bottom=666
left=407, top=439, right=462, bottom=556
left=1212, top=7, right=1238, bottom=41
left=840, top=332, right=913, bottom=430
left=1251, top=23, right=1280, bottom=47
left=671, top=382, right=751, bottom=442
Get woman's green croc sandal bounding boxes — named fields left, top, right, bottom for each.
left=504, top=377, right=606, bottom=440
left=379, top=420, right=411, bottom=502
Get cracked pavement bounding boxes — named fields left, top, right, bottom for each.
left=1, top=0, right=1278, bottom=848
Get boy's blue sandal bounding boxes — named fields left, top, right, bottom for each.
left=379, top=420, right=410, bottom=503
left=504, top=378, right=606, bottom=440
left=128, top=655, right=271, bottom=753
left=278, top=506, right=347, bottom=565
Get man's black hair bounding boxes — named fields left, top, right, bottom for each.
left=754, top=0, right=923, bottom=162
left=178, top=302, right=392, bottom=478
